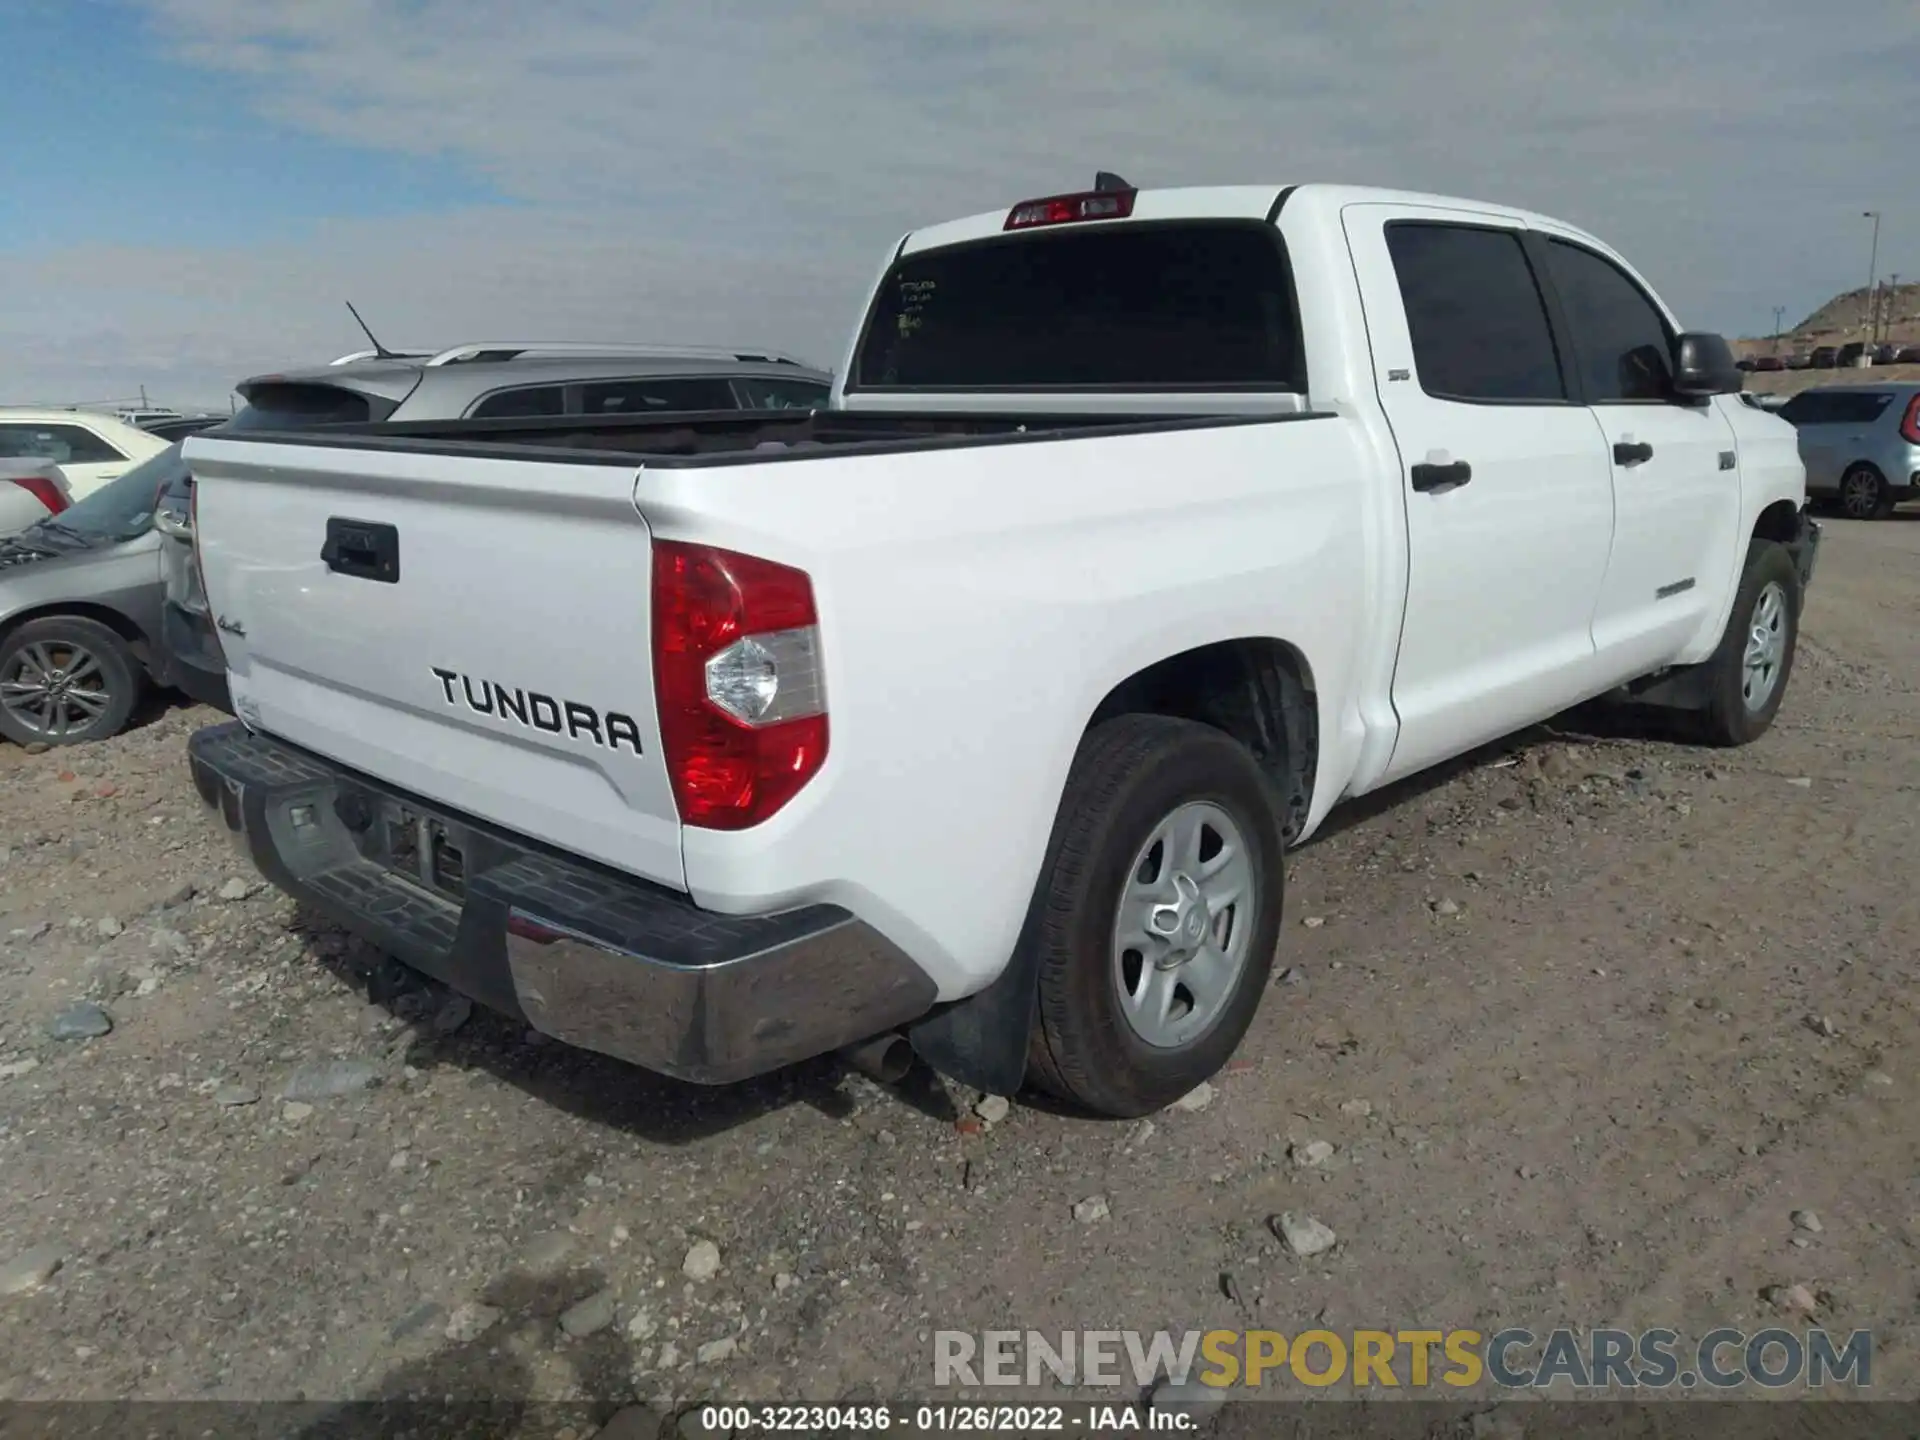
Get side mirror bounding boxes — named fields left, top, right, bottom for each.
left=1671, top=332, right=1743, bottom=399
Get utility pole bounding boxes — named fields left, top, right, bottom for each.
left=1771, top=306, right=1786, bottom=353
left=1862, top=211, right=1881, bottom=343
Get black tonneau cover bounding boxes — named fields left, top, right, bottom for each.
left=192, top=406, right=1330, bottom=470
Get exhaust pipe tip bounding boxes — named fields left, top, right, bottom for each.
left=839, top=1032, right=913, bottom=1086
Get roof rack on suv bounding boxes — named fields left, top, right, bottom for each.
left=328, top=348, right=436, bottom=366
left=416, top=342, right=810, bottom=368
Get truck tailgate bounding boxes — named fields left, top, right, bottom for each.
left=184, top=438, right=685, bottom=890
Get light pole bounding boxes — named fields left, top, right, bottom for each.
left=1772, top=305, right=1786, bottom=353
left=1862, top=211, right=1881, bottom=343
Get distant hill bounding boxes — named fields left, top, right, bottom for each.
left=1738, top=281, right=1920, bottom=355
left=1794, top=281, right=1920, bottom=340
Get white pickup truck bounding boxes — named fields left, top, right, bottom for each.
left=181, top=180, right=1818, bottom=1117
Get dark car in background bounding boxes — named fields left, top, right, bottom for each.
left=140, top=415, right=229, bottom=443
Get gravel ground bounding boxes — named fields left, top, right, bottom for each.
left=2, top=517, right=1916, bottom=1429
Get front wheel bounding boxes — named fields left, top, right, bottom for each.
left=0, top=616, right=144, bottom=747
left=1693, top=540, right=1801, bottom=747
left=1025, top=715, right=1283, bottom=1117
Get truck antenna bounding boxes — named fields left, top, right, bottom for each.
left=1093, top=171, right=1133, bottom=193
left=344, top=299, right=401, bottom=361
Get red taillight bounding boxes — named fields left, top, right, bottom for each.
left=1901, top=395, right=1920, bottom=445
left=8, top=475, right=68, bottom=515
left=651, top=541, right=828, bottom=831
left=1004, top=188, right=1137, bottom=230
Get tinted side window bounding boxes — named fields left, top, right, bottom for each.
left=1777, top=392, right=1834, bottom=426
left=1385, top=224, right=1566, bottom=402
left=734, top=377, right=831, bottom=410
left=469, top=385, right=566, bottom=419
left=1842, top=393, right=1894, bottom=424
left=578, top=377, right=738, bottom=414
left=1780, top=392, right=1893, bottom=426
left=1542, top=240, right=1674, bottom=403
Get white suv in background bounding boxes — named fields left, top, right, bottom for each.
left=0, top=409, right=172, bottom=504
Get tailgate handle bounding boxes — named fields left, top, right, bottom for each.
left=321, top=518, right=400, bottom=584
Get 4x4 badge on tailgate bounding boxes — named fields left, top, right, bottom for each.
left=430, top=666, right=644, bottom=755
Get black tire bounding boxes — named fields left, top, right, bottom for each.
left=1025, top=715, right=1283, bottom=1118
left=1693, top=540, right=1800, bottom=747
left=1837, top=464, right=1893, bottom=521
left=0, top=616, right=144, bottom=747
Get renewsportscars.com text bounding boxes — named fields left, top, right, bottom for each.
left=934, top=1327, right=1872, bottom=1391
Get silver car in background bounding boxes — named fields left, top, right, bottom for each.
left=1777, top=383, right=1920, bottom=520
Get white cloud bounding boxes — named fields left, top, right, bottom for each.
left=10, top=0, right=1917, bottom=403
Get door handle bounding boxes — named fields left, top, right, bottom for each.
left=1613, top=441, right=1654, bottom=466
left=1410, top=460, right=1472, bottom=492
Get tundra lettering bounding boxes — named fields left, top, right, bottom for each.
left=430, top=665, right=643, bottom=754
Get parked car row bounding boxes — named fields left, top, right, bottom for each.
left=1743, top=342, right=1920, bottom=372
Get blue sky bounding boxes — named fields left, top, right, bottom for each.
left=4, top=1, right=504, bottom=253
left=4, top=0, right=1916, bottom=408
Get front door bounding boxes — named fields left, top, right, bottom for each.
left=1535, top=233, right=1744, bottom=668
left=1343, top=206, right=1619, bottom=784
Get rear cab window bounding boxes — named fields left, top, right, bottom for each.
left=850, top=221, right=1305, bottom=392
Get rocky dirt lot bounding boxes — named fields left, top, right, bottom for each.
left=2, top=518, right=1916, bottom=1434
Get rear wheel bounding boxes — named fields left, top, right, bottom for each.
left=1838, top=464, right=1892, bottom=520
left=0, top=617, right=143, bottom=747
left=1693, top=541, right=1800, bottom=747
left=1025, top=715, right=1282, bottom=1117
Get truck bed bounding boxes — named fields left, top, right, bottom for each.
left=207, top=406, right=1329, bottom=468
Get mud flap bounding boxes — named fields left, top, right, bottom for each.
left=906, top=904, right=1045, bottom=1097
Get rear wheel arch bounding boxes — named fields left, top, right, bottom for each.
left=905, top=636, right=1316, bottom=1097
left=1086, top=636, right=1320, bottom=842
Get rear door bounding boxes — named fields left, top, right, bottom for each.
left=1536, top=234, right=1743, bottom=664
left=186, top=438, right=687, bottom=889
left=1343, top=205, right=1618, bottom=783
